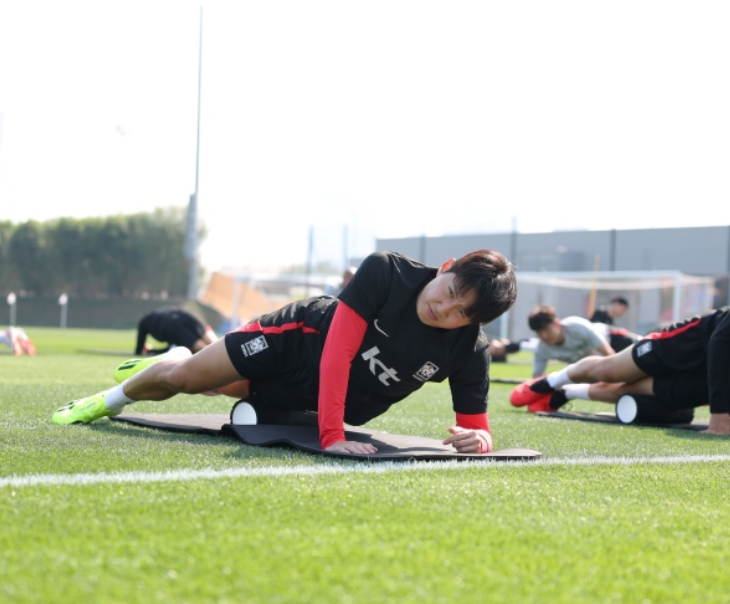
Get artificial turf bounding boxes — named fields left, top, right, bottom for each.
left=1, top=330, right=728, bottom=604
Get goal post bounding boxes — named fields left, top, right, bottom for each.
left=493, top=271, right=717, bottom=342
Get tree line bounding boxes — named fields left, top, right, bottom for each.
left=0, top=207, right=203, bottom=298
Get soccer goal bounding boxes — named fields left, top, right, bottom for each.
left=495, top=271, right=717, bottom=341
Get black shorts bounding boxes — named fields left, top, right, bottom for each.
left=631, top=332, right=703, bottom=375
left=632, top=335, right=708, bottom=408
left=223, top=297, right=333, bottom=412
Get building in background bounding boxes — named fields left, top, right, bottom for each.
left=376, top=226, right=730, bottom=341
left=377, top=226, right=730, bottom=277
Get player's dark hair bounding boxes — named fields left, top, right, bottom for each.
left=528, top=304, right=557, bottom=331
left=446, top=249, right=517, bottom=325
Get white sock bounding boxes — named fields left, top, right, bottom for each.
left=547, top=366, right=575, bottom=389
left=105, top=384, right=135, bottom=411
left=563, top=383, right=591, bottom=401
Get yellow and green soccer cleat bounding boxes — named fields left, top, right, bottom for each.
left=51, top=391, right=120, bottom=425
left=113, top=347, right=192, bottom=384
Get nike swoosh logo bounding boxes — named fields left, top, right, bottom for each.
left=374, top=319, right=389, bottom=337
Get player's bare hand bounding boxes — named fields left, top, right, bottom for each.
left=442, top=426, right=491, bottom=454
left=325, top=440, right=378, bottom=454
left=702, top=413, right=730, bottom=435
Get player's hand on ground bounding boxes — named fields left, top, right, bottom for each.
left=325, top=440, right=378, bottom=454
left=702, top=413, right=730, bottom=435
left=443, top=426, right=492, bottom=454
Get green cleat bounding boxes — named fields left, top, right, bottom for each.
left=113, top=347, right=192, bottom=384
left=51, top=391, right=120, bottom=425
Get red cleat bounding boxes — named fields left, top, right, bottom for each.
left=510, top=378, right=552, bottom=407
left=527, top=394, right=554, bottom=413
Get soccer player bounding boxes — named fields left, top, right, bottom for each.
left=526, top=304, right=639, bottom=378
left=0, top=326, right=37, bottom=356
left=589, top=296, right=630, bottom=325
left=51, top=249, right=518, bottom=455
left=325, top=266, right=358, bottom=297
left=512, top=306, right=730, bottom=435
left=485, top=336, right=536, bottom=363
left=132, top=307, right=218, bottom=355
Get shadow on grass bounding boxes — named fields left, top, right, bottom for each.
left=656, top=425, right=727, bottom=442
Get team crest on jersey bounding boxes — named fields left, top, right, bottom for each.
left=636, top=341, right=652, bottom=357
left=241, top=336, right=268, bottom=357
left=413, top=361, right=439, bottom=382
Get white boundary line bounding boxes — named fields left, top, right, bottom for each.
left=3, top=454, right=730, bottom=489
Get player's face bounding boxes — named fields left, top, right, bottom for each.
left=535, top=322, right=563, bottom=345
left=417, top=272, right=476, bottom=329
left=611, top=302, right=628, bottom=318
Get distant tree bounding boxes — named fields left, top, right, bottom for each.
left=3, top=207, right=204, bottom=298
left=44, top=218, right=89, bottom=295
left=8, top=221, right=47, bottom=295
left=0, top=220, right=16, bottom=291
left=124, top=208, right=192, bottom=296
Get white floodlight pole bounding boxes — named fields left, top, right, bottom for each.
left=7, top=292, right=16, bottom=327
left=186, top=7, right=203, bottom=301
left=231, top=278, right=241, bottom=331
left=672, top=273, right=682, bottom=324
left=305, top=225, right=314, bottom=298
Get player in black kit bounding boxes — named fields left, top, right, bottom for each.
left=132, top=307, right=217, bottom=355
left=518, top=307, right=730, bottom=435
left=52, top=249, right=517, bottom=455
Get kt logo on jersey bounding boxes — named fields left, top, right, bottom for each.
left=361, top=346, right=438, bottom=384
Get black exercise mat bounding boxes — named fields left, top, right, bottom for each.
left=534, top=410, right=709, bottom=431
left=112, top=413, right=229, bottom=436
left=111, top=413, right=542, bottom=461
left=226, top=424, right=541, bottom=461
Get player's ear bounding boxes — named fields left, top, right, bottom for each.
left=437, top=258, right=456, bottom=274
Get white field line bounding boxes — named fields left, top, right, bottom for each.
left=3, top=454, right=730, bottom=489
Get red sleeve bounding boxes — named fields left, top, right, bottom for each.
left=318, top=302, right=368, bottom=449
left=456, top=412, right=492, bottom=453
left=456, top=411, right=490, bottom=432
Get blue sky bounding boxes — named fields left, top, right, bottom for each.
left=1, top=2, right=729, bottom=272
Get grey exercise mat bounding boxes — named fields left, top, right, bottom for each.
left=111, top=413, right=542, bottom=461
left=534, top=410, right=709, bottom=431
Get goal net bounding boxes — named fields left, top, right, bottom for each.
left=491, top=271, right=717, bottom=342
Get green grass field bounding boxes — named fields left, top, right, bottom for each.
left=2, top=328, right=729, bottom=604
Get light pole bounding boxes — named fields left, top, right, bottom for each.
left=186, top=6, right=203, bottom=301
left=7, top=292, right=16, bottom=326
left=59, top=293, right=68, bottom=328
